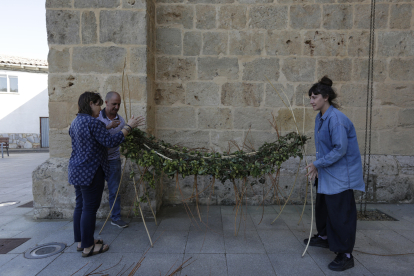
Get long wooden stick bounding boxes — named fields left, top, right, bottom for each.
left=99, top=158, right=127, bottom=235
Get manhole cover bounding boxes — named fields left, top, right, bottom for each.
left=24, top=242, right=66, bottom=259
left=0, top=201, right=20, bottom=207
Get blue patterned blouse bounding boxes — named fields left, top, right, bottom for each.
left=68, top=113, right=125, bottom=186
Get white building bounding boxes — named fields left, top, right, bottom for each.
left=0, top=56, right=49, bottom=149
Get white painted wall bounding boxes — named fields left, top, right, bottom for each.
left=0, top=70, right=48, bottom=133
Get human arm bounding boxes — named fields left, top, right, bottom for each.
left=120, top=115, right=145, bottom=137
left=106, top=120, right=120, bottom=129
left=313, top=123, right=348, bottom=169
left=305, top=163, right=318, bottom=181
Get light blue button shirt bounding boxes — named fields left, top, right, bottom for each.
left=97, top=109, right=125, bottom=160
left=313, top=106, right=365, bottom=195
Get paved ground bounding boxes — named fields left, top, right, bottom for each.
left=1, top=153, right=414, bottom=276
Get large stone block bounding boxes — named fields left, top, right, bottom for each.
left=371, top=175, right=413, bottom=203
left=398, top=108, right=414, bottom=127
left=242, top=58, right=279, bottom=82
left=338, top=84, right=367, bottom=107
left=102, top=75, right=146, bottom=102
left=46, top=0, right=72, bottom=8
left=265, top=31, right=302, bottom=56
left=375, top=83, right=414, bottom=108
left=183, top=31, right=202, bottom=56
left=233, top=108, right=274, bottom=131
left=303, top=30, right=347, bottom=56
left=378, top=31, right=414, bottom=57
left=389, top=58, right=414, bottom=81
left=156, top=5, right=194, bottom=29
left=322, top=4, right=353, bottom=30
left=354, top=107, right=397, bottom=130
left=73, top=46, right=127, bottom=73
left=277, top=108, right=315, bottom=133
left=396, top=156, right=414, bottom=175
left=294, top=83, right=312, bottom=107
left=248, top=6, right=288, bottom=30
left=196, top=5, right=216, bottom=30
left=130, top=47, right=147, bottom=74
left=203, top=32, right=228, bottom=55
left=265, top=83, right=294, bottom=108
left=156, top=106, right=196, bottom=128
left=156, top=129, right=210, bottom=149
left=156, top=57, right=196, bottom=81
left=156, top=27, right=182, bottom=55
left=354, top=4, right=389, bottom=29
left=81, top=11, right=97, bottom=44
left=49, top=102, right=70, bottom=129
left=243, top=130, right=278, bottom=151
left=186, top=82, right=220, bottom=106
left=155, top=82, right=185, bottom=105
left=188, top=0, right=234, bottom=3
left=48, top=48, right=70, bottom=73
left=282, top=57, right=316, bottom=82
left=49, top=74, right=101, bottom=102
left=229, top=31, right=265, bottom=56
left=348, top=31, right=370, bottom=57
left=317, top=58, right=352, bottom=81
left=100, top=10, right=146, bottom=45
left=210, top=130, right=245, bottom=152
left=218, top=5, right=247, bottom=29
left=46, top=10, right=80, bottom=45
left=198, top=108, right=233, bottom=129
left=198, top=57, right=239, bottom=80
left=352, top=58, right=387, bottom=82
left=378, top=128, right=414, bottom=155
left=74, top=0, right=120, bottom=8
left=49, top=129, right=72, bottom=158
left=221, top=83, right=264, bottom=107
left=122, top=0, right=146, bottom=9
left=290, top=5, right=321, bottom=29
left=390, top=4, right=412, bottom=29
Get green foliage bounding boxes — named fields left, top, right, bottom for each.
left=121, top=129, right=309, bottom=184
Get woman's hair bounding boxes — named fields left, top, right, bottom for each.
left=308, top=76, right=339, bottom=109
left=77, top=92, right=103, bottom=115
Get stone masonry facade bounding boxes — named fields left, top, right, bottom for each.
left=0, top=133, right=41, bottom=149
left=33, top=0, right=414, bottom=218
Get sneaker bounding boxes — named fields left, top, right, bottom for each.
left=111, top=219, right=129, bottom=228
left=303, top=234, right=329, bottom=248
left=328, top=253, right=354, bottom=271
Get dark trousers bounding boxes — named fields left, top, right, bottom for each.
left=73, top=166, right=105, bottom=248
left=314, top=179, right=357, bottom=254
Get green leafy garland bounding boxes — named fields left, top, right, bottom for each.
left=121, top=129, right=309, bottom=194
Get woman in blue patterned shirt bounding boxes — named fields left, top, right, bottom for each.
left=68, top=92, right=144, bottom=257
left=304, top=77, right=365, bottom=272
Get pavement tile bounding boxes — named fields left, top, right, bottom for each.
left=354, top=253, right=414, bottom=276
left=0, top=216, right=22, bottom=227
left=0, top=253, right=19, bottom=268
left=109, top=229, right=152, bottom=253
left=268, top=253, right=324, bottom=276
left=226, top=253, right=276, bottom=276
left=186, top=230, right=225, bottom=253
left=393, top=229, right=414, bottom=243
left=133, top=252, right=185, bottom=276
left=157, top=217, right=192, bottom=231
left=222, top=214, right=256, bottom=232
left=17, top=221, right=70, bottom=237
left=360, top=229, right=414, bottom=255
left=36, top=252, right=94, bottom=276
left=182, top=253, right=228, bottom=276
left=0, top=230, right=23, bottom=238
left=0, top=207, right=34, bottom=216
left=379, top=218, right=414, bottom=230
left=258, top=229, right=305, bottom=254
left=245, top=205, right=277, bottom=214
left=189, top=215, right=223, bottom=232
left=157, top=205, right=195, bottom=218
left=0, top=252, right=60, bottom=276
left=0, top=217, right=39, bottom=232
left=251, top=214, right=289, bottom=230
left=148, top=230, right=188, bottom=254
left=357, top=220, right=390, bottom=230
left=224, top=230, right=266, bottom=254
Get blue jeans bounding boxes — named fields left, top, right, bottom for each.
left=73, top=166, right=105, bottom=248
left=108, top=158, right=122, bottom=221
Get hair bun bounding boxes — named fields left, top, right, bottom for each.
left=319, top=76, right=333, bottom=87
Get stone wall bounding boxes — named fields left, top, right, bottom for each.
left=0, top=134, right=41, bottom=149
left=34, top=0, right=414, bottom=218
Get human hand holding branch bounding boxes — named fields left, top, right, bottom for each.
left=305, top=163, right=318, bottom=181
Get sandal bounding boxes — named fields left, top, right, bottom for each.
left=82, top=243, right=109, bottom=257
left=77, top=239, right=103, bottom=251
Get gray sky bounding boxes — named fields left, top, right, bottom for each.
left=0, top=0, right=48, bottom=60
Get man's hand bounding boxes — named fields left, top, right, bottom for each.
left=305, top=163, right=318, bottom=181
left=107, top=120, right=120, bottom=129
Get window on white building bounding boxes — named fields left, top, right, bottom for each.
left=0, top=74, right=19, bottom=93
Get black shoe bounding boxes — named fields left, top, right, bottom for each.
left=303, top=234, right=329, bottom=248
left=328, top=253, right=354, bottom=271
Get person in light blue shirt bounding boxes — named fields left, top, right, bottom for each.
left=304, top=76, right=365, bottom=272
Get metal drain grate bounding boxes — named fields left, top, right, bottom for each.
left=0, top=238, right=30, bottom=254
left=0, top=201, right=20, bottom=207
left=24, top=242, right=66, bottom=259
left=18, top=201, right=34, bottom=208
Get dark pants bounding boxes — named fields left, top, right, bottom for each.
left=315, top=179, right=357, bottom=254
left=73, top=166, right=105, bottom=249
